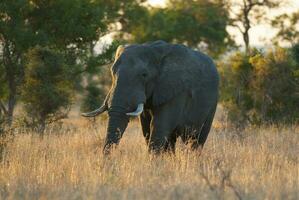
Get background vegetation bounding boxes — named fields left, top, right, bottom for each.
left=219, top=46, right=299, bottom=126
left=1, top=0, right=298, bottom=129
left=21, top=46, right=74, bottom=133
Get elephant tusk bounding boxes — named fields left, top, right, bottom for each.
left=126, top=103, right=144, bottom=116
left=81, top=105, right=107, bottom=117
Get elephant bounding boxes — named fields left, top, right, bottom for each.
left=82, top=40, right=219, bottom=154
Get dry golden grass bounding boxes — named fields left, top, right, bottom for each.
left=0, top=117, right=298, bottom=200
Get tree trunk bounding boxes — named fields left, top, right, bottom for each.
left=38, top=119, right=46, bottom=137
left=6, top=79, right=16, bottom=126
left=243, top=30, right=250, bottom=54
left=3, top=39, right=18, bottom=126
left=242, top=2, right=251, bottom=54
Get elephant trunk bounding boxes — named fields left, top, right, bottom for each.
left=102, top=85, right=144, bottom=154
left=103, top=108, right=129, bottom=154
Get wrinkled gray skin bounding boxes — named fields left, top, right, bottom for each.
left=82, top=41, right=219, bottom=154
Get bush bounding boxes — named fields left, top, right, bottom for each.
left=21, top=46, right=74, bottom=134
left=0, top=105, right=13, bottom=161
left=80, top=65, right=111, bottom=121
left=218, top=51, right=255, bottom=126
left=291, top=43, right=299, bottom=65
left=219, top=46, right=299, bottom=126
left=80, top=82, right=105, bottom=112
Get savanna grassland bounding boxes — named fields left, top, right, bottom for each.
left=0, top=111, right=298, bottom=200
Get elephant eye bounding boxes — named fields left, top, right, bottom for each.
left=141, top=72, right=147, bottom=78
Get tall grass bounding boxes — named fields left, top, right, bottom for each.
left=0, top=118, right=298, bottom=199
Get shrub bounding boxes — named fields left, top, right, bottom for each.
left=80, top=82, right=105, bottom=112
left=80, top=65, right=111, bottom=121
left=21, top=46, right=74, bottom=134
left=218, top=51, right=255, bottom=126
left=219, top=46, right=299, bottom=126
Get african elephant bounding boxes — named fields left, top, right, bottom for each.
left=82, top=41, right=219, bottom=154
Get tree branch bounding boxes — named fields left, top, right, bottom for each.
left=230, top=23, right=245, bottom=34
left=250, top=0, right=267, bottom=7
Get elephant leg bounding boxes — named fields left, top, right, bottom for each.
left=140, top=110, right=152, bottom=145
left=192, top=104, right=217, bottom=151
left=148, top=96, right=185, bottom=154
left=148, top=123, right=170, bottom=154
left=164, top=130, right=177, bottom=154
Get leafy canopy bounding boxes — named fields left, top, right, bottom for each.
left=120, top=0, right=232, bottom=56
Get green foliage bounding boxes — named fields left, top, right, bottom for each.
left=219, top=51, right=255, bottom=125
left=272, top=11, right=299, bottom=45
left=0, top=66, right=8, bottom=101
left=120, top=0, right=232, bottom=56
left=291, top=44, right=299, bottom=65
left=80, top=83, right=104, bottom=112
left=85, top=41, right=123, bottom=74
left=0, top=0, right=120, bottom=124
left=80, top=41, right=119, bottom=113
left=220, top=47, right=299, bottom=126
left=0, top=0, right=111, bottom=48
left=21, top=46, right=74, bottom=132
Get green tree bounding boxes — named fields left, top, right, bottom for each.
left=0, top=0, right=119, bottom=125
left=249, top=48, right=299, bottom=123
left=21, top=46, right=74, bottom=134
left=291, top=43, right=299, bottom=65
left=120, top=0, right=232, bottom=56
left=219, top=51, right=255, bottom=126
left=81, top=83, right=104, bottom=113
left=220, top=47, right=299, bottom=126
left=272, top=11, right=299, bottom=45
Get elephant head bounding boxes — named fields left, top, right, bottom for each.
left=82, top=41, right=183, bottom=154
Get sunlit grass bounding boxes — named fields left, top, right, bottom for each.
left=0, top=118, right=298, bottom=199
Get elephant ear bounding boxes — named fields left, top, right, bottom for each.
left=114, top=45, right=125, bottom=63
left=150, top=41, right=197, bottom=106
